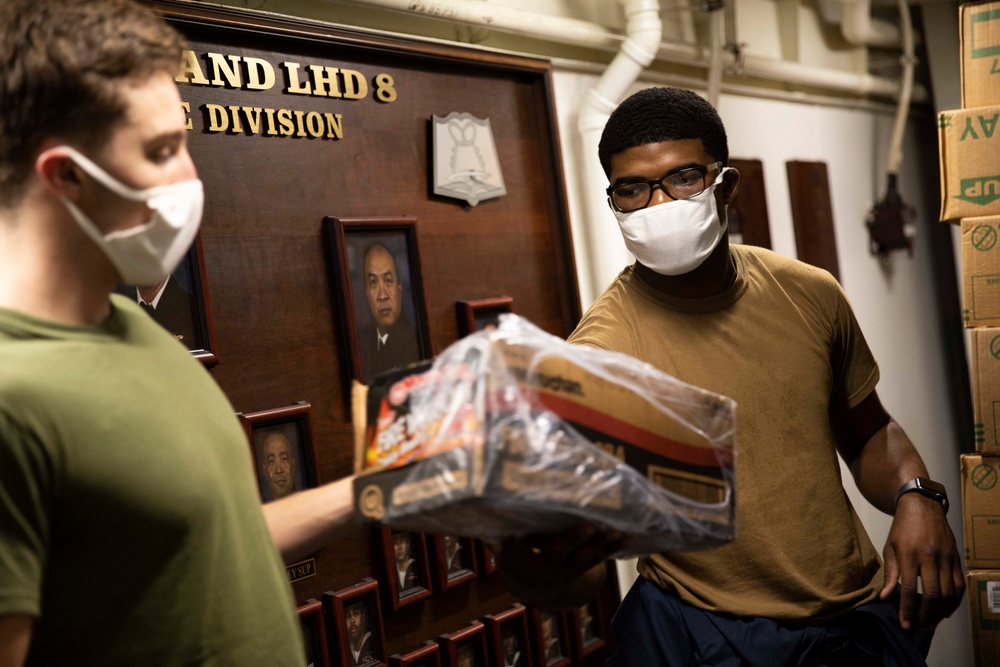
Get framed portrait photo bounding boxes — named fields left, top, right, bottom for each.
left=324, top=579, right=387, bottom=667
left=484, top=604, right=533, bottom=667
left=115, top=232, right=218, bottom=366
left=438, top=621, right=488, bottom=667
left=430, top=534, right=478, bottom=591
left=322, top=216, right=432, bottom=387
left=377, top=528, right=433, bottom=611
left=567, top=600, right=606, bottom=660
left=389, top=641, right=441, bottom=667
left=528, top=609, right=570, bottom=667
left=298, top=599, right=332, bottom=667
left=455, top=296, right=513, bottom=337
left=237, top=402, right=319, bottom=504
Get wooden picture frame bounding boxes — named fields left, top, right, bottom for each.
left=389, top=641, right=442, bottom=667
left=567, top=600, right=606, bottom=660
left=475, top=540, right=497, bottom=577
left=430, top=534, right=478, bottom=591
left=438, top=621, right=489, bottom=667
left=727, top=158, right=772, bottom=250
left=322, top=216, right=432, bottom=387
left=527, top=609, right=570, bottom=667
left=483, top=604, right=533, bottom=667
left=237, top=402, right=319, bottom=504
left=455, top=296, right=513, bottom=337
left=377, top=528, right=433, bottom=611
left=299, top=599, right=332, bottom=667
left=324, top=579, right=387, bottom=667
left=115, top=232, right=218, bottom=366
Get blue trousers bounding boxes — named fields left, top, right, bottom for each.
left=606, top=577, right=930, bottom=667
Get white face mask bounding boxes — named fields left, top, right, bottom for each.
left=614, top=168, right=730, bottom=276
left=57, top=145, right=204, bottom=286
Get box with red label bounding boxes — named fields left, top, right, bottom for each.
left=351, top=315, right=737, bottom=558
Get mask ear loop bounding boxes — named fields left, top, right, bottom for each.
left=55, top=145, right=151, bottom=202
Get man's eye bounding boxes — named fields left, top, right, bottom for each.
left=615, top=183, right=646, bottom=198
left=669, top=170, right=702, bottom=187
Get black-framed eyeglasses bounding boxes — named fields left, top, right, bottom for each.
left=606, top=161, right=723, bottom=213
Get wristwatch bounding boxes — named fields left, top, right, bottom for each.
left=895, top=477, right=949, bottom=514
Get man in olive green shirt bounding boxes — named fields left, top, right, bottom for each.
left=0, top=1, right=355, bottom=664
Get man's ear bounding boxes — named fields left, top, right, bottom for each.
left=35, top=147, right=81, bottom=199
left=721, top=167, right=740, bottom=206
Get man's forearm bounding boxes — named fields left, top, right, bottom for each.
left=849, top=420, right=929, bottom=515
left=0, top=615, right=32, bottom=667
left=262, top=475, right=356, bottom=563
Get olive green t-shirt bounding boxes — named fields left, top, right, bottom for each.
left=0, top=295, right=305, bottom=665
left=570, top=245, right=883, bottom=621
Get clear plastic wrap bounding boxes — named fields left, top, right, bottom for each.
left=352, top=314, right=736, bottom=558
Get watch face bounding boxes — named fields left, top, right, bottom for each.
left=916, top=477, right=947, bottom=496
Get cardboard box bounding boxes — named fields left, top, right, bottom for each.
left=962, top=217, right=1000, bottom=327
left=967, top=570, right=1000, bottom=667
left=938, top=106, right=1000, bottom=221
left=962, top=454, right=1000, bottom=568
left=962, top=1, right=1000, bottom=109
left=351, top=322, right=737, bottom=557
left=971, top=329, right=1000, bottom=453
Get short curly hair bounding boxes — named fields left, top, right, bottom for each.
left=0, top=0, right=186, bottom=207
left=598, top=87, right=729, bottom=177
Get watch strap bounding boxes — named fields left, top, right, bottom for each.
left=895, top=477, right=949, bottom=514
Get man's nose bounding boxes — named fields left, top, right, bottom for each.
left=648, top=182, right=671, bottom=207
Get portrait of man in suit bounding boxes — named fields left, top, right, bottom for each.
left=359, top=241, right=421, bottom=380
left=392, top=530, right=421, bottom=596
left=117, top=245, right=204, bottom=351
left=540, top=612, right=563, bottom=665
left=443, top=535, right=466, bottom=576
left=345, top=601, right=376, bottom=667
left=501, top=626, right=523, bottom=667
left=456, top=642, right=479, bottom=667
left=252, top=423, right=306, bottom=503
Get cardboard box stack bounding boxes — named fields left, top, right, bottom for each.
left=948, top=4, right=1000, bottom=663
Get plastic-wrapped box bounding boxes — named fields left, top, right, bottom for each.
left=352, top=315, right=736, bottom=558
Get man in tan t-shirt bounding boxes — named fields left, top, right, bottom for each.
left=496, top=87, right=963, bottom=665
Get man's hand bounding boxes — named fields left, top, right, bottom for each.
left=493, top=524, right=627, bottom=612
left=880, top=493, right=965, bottom=630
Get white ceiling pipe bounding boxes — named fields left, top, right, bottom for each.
left=835, top=0, right=902, bottom=49
left=340, top=0, right=622, bottom=47
left=576, top=0, right=662, bottom=305
left=887, top=0, right=915, bottom=176
left=706, top=8, right=725, bottom=109
left=341, top=0, right=927, bottom=102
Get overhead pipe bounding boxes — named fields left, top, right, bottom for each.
left=706, top=6, right=725, bottom=109
left=834, top=0, right=901, bottom=49
left=576, top=0, right=662, bottom=305
left=341, top=0, right=927, bottom=103
left=887, top=0, right=915, bottom=178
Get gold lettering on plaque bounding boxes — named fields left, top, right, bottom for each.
left=283, top=62, right=312, bottom=95
left=243, top=56, right=276, bottom=90
left=286, top=558, right=317, bottom=583
left=207, top=52, right=242, bottom=87
left=309, top=65, right=342, bottom=98
left=176, top=50, right=209, bottom=85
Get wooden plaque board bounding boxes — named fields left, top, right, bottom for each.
left=145, top=0, right=582, bottom=657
